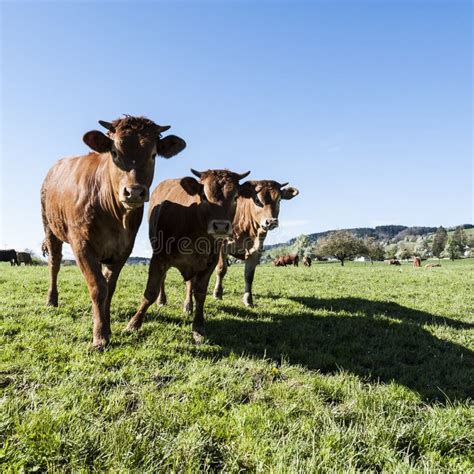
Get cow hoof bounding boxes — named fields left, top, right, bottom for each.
left=183, top=302, right=193, bottom=315
left=46, top=293, right=58, bottom=307
left=124, top=320, right=141, bottom=332
left=156, top=297, right=167, bottom=307
left=213, top=291, right=223, bottom=300
left=192, top=330, right=206, bottom=345
left=91, top=337, right=109, bottom=351
left=243, top=293, right=254, bottom=307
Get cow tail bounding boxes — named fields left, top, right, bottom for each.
left=41, top=240, right=49, bottom=257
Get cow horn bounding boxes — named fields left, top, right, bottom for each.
left=98, top=120, right=115, bottom=132
left=279, top=182, right=289, bottom=188
left=236, top=171, right=251, bottom=180
left=190, top=168, right=203, bottom=178
left=157, top=125, right=171, bottom=133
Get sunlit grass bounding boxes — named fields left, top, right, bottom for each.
left=1, top=259, right=473, bottom=471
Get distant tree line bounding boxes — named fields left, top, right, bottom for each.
left=263, top=225, right=473, bottom=265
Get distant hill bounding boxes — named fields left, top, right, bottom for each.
left=127, top=256, right=151, bottom=265
left=264, top=224, right=474, bottom=251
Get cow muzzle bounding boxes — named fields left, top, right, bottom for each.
left=208, top=220, right=233, bottom=238
left=261, top=218, right=279, bottom=231
left=120, top=185, right=149, bottom=209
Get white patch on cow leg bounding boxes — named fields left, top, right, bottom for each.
left=243, top=292, right=254, bottom=307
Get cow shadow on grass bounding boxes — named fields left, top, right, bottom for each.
left=205, top=297, right=474, bottom=403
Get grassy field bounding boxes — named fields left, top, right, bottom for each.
left=1, top=259, right=473, bottom=471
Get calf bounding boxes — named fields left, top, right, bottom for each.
left=41, top=115, right=186, bottom=349
left=125, top=169, right=258, bottom=342
left=303, top=256, right=312, bottom=267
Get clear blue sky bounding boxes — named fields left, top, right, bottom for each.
left=1, top=1, right=472, bottom=257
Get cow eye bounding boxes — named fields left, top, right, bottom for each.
left=111, top=150, right=117, bottom=158
left=253, top=196, right=263, bottom=208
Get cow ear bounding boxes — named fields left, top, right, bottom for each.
left=180, top=177, right=202, bottom=196
left=239, top=181, right=257, bottom=198
left=281, top=186, right=299, bottom=200
left=83, top=130, right=113, bottom=153
left=157, top=135, right=186, bottom=158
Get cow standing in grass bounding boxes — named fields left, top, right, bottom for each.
left=17, top=252, right=33, bottom=265
left=210, top=181, right=298, bottom=306
left=0, top=249, right=18, bottom=266
left=125, top=169, right=259, bottom=342
left=41, top=116, right=186, bottom=349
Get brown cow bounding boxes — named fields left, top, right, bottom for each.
left=17, top=252, right=33, bottom=265
left=211, top=181, right=299, bottom=306
left=302, top=256, right=312, bottom=267
left=389, top=259, right=401, bottom=265
left=273, top=254, right=300, bottom=268
left=125, top=169, right=259, bottom=342
left=41, top=116, right=186, bottom=349
left=413, top=256, right=421, bottom=268
left=273, top=256, right=285, bottom=266
left=281, top=254, right=299, bottom=267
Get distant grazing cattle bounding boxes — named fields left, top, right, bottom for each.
left=389, top=259, right=401, bottom=265
left=41, top=115, right=186, bottom=349
left=302, top=256, right=312, bottom=267
left=125, top=169, right=259, bottom=343
left=425, top=263, right=441, bottom=269
left=273, top=256, right=285, bottom=266
left=274, top=254, right=299, bottom=267
left=0, top=249, right=18, bottom=265
left=17, top=252, right=33, bottom=265
left=413, top=256, right=421, bottom=268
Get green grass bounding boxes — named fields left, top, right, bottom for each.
left=1, top=259, right=473, bottom=471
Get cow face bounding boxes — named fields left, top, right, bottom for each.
left=181, top=169, right=256, bottom=238
left=247, top=180, right=299, bottom=231
left=83, top=116, right=186, bottom=210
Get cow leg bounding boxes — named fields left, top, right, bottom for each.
left=213, top=246, right=228, bottom=300
left=102, top=259, right=126, bottom=336
left=156, top=273, right=167, bottom=307
left=45, top=234, right=63, bottom=307
left=126, top=255, right=167, bottom=331
left=73, top=244, right=109, bottom=350
left=243, top=253, right=259, bottom=307
left=192, top=262, right=218, bottom=343
left=183, top=279, right=194, bottom=314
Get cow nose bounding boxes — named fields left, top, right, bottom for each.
left=209, top=220, right=233, bottom=236
left=263, top=218, right=279, bottom=230
left=123, top=185, right=148, bottom=203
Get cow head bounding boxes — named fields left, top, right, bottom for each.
left=83, top=116, right=186, bottom=210
left=244, top=180, right=299, bottom=231
left=180, top=169, right=257, bottom=238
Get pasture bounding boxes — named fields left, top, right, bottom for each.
left=1, top=260, right=473, bottom=471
